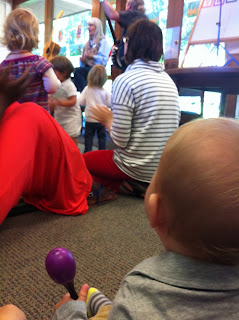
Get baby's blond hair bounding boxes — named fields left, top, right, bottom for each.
left=87, top=65, right=107, bottom=88
left=2, top=8, right=39, bottom=51
left=159, top=118, right=239, bottom=265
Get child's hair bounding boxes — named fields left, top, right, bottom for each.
left=87, top=65, right=107, bottom=88
left=158, top=118, right=239, bottom=265
left=50, top=56, right=74, bottom=80
left=2, top=8, right=39, bottom=51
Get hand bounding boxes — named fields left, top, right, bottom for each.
left=91, top=105, right=113, bottom=132
left=0, top=67, right=31, bottom=118
left=54, top=284, right=89, bottom=313
left=85, top=50, right=93, bottom=59
left=48, top=96, right=55, bottom=114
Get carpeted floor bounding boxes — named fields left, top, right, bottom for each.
left=0, top=137, right=164, bottom=319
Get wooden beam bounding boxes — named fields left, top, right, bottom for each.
left=92, top=0, right=101, bottom=18
left=165, top=0, right=184, bottom=69
left=44, top=0, right=53, bottom=45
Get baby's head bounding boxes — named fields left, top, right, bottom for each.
left=50, top=56, right=74, bottom=82
left=145, top=118, right=239, bottom=265
left=2, top=8, right=39, bottom=51
left=87, top=65, right=107, bottom=88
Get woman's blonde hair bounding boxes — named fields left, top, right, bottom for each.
left=87, top=65, right=107, bottom=88
left=2, top=8, right=39, bottom=51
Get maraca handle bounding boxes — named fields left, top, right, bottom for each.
left=64, top=282, right=78, bottom=300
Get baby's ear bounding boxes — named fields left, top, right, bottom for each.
left=146, top=193, right=168, bottom=235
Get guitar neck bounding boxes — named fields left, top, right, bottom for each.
left=47, top=10, right=64, bottom=44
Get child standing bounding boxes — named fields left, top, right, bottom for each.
left=78, top=65, right=111, bottom=153
left=0, top=8, right=60, bottom=111
left=49, top=56, right=81, bottom=146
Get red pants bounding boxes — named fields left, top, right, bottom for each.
left=0, top=102, right=92, bottom=224
left=83, top=150, right=131, bottom=191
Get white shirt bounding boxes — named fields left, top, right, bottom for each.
left=78, top=86, right=111, bottom=123
left=53, top=78, right=82, bottom=137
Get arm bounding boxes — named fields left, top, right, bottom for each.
left=107, top=278, right=136, bottom=320
left=43, top=68, right=61, bottom=94
left=106, top=92, right=112, bottom=109
left=109, top=76, right=133, bottom=148
left=52, top=95, right=77, bottom=108
left=53, top=284, right=89, bottom=320
left=78, top=87, right=87, bottom=106
left=100, top=0, right=120, bottom=21
left=80, top=45, right=87, bottom=66
left=0, top=68, right=30, bottom=120
left=93, top=38, right=111, bottom=66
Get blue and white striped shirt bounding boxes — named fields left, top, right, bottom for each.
left=111, top=59, right=180, bottom=183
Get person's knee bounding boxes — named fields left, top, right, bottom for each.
left=0, top=304, right=27, bottom=320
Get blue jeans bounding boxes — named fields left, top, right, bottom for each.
left=84, top=122, right=106, bottom=153
left=73, top=66, right=92, bottom=92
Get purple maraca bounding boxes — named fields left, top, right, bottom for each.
left=45, top=247, right=78, bottom=300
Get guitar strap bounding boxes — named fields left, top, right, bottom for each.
left=105, top=15, right=123, bottom=70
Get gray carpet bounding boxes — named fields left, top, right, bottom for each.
left=0, top=194, right=164, bottom=319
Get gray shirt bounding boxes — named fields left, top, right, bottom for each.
left=53, top=251, right=239, bottom=319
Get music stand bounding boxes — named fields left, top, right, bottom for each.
left=214, top=0, right=239, bottom=66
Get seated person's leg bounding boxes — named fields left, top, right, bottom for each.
left=83, top=150, right=130, bottom=191
left=84, top=122, right=95, bottom=153
left=96, top=123, right=106, bottom=150
left=73, top=66, right=91, bottom=92
left=0, top=102, right=92, bottom=224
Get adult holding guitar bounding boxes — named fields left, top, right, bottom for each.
left=100, top=0, right=147, bottom=71
left=73, top=17, right=110, bottom=92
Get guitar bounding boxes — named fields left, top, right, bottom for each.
left=43, top=10, right=64, bottom=61
left=105, top=15, right=123, bottom=70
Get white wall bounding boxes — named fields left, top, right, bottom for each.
left=0, top=1, right=12, bottom=62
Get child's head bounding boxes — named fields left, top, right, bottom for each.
left=50, top=56, right=74, bottom=81
left=145, top=117, right=239, bottom=265
left=2, top=8, right=39, bottom=51
left=87, top=65, right=107, bottom=88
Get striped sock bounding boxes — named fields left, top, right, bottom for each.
left=86, top=288, right=112, bottom=317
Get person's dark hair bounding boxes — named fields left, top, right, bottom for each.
left=124, top=19, right=163, bottom=65
left=50, top=56, right=74, bottom=79
left=129, top=0, right=145, bottom=13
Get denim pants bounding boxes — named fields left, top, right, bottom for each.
left=73, top=65, right=92, bottom=92
left=84, top=122, right=106, bottom=153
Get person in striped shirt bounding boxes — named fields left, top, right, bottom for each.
left=83, top=19, right=180, bottom=203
